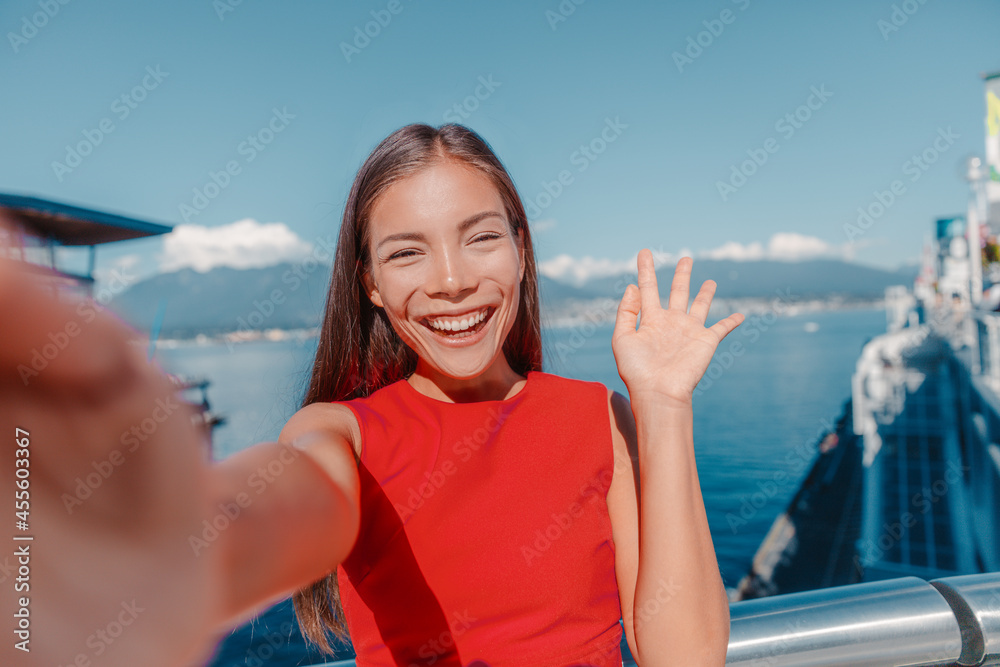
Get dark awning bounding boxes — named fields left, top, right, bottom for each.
left=0, top=193, right=173, bottom=246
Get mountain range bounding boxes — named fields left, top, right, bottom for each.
left=105, top=258, right=920, bottom=339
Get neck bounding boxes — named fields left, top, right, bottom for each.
left=408, top=356, right=527, bottom=403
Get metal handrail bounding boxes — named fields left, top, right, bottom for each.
left=307, top=572, right=1000, bottom=666
left=727, top=573, right=998, bottom=666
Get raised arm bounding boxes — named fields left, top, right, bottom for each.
left=609, top=249, right=743, bottom=666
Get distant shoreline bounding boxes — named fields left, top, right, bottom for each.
left=540, top=295, right=884, bottom=329
left=149, top=297, right=886, bottom=347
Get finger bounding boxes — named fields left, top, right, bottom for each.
left=636, top=248, right=662, bottom=316
left=667, top=255, right=693, bottom=312
left=709, top=312, right=745, bottom=342
left=688, top=279, right=716, bottom=323
left=614, top=283, right=640, bottom=339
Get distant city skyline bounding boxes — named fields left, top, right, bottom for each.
left=3, top=0, right=996, bottom=290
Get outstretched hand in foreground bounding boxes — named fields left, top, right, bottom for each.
left=0, top=214, right=223, bottom=667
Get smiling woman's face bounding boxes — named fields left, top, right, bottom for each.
left=362, top=158, right=525, bottom=381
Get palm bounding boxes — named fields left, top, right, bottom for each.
left=0, top=215, right=221, bottom=667
left=612, top=249, right=744, bottom=407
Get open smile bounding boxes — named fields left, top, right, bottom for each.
left=420, top=306, right=496, bottom=339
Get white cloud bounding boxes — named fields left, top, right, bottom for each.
left=541, top=233, right=864, bottom=285
left=539, top=248, right=680, bottom=286
left=765, top=232, right=838, bottom=260
left=158, top=219, right=314, bottom=273
left=539, top=254, right=623, bottom=285
left=702, top=232, right=853, bottom=262
left=702, top=240, right=766, bottom=261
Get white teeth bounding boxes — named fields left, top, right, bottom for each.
left=427, top=308, right=488, bottom=332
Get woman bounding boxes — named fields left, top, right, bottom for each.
left=0, top=123, right=742, bottom=667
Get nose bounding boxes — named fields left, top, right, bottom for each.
left=426, top=249, right=474, bottom=298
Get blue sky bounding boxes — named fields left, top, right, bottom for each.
left=2, top=0, right=998, bottom=288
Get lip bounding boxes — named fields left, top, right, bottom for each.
left=420, top=306, right=496, bottom=346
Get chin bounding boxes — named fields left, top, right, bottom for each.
left=423, top=347, right=507, bottom=379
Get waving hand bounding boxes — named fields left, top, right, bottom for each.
left=612, top=249, right=744, bottom=409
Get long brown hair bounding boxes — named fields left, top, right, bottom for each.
left=292, top=123, right=543, bottom=653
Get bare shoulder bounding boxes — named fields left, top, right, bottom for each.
left=279, top=401, right=363, bottom=461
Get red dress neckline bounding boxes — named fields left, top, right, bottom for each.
left=398, top=369, right=535, bottom=406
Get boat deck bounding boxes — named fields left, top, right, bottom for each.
left=736, top=327, right=983, bottom=600
left=856, top=331, right=980, bottom=583
left=862, top=337, right=973, bottom=579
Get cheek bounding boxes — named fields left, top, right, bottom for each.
left=481, top=249, right=522, bottom=284
left=377, top=270, right=424, bottom=309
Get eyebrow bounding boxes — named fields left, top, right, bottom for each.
left=375, top=210, right=506, bottom=251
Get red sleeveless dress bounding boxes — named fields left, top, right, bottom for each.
left=334, top=370, right=624, bottom=667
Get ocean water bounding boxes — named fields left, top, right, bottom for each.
left=156, top=305, right=888, bottom=666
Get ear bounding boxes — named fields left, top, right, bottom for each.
left=361, top=268, right=384, bottom=308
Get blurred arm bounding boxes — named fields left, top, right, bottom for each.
left=0, top=214, right=361, bottom=662
left=207, top=404, right=362, bottom=629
